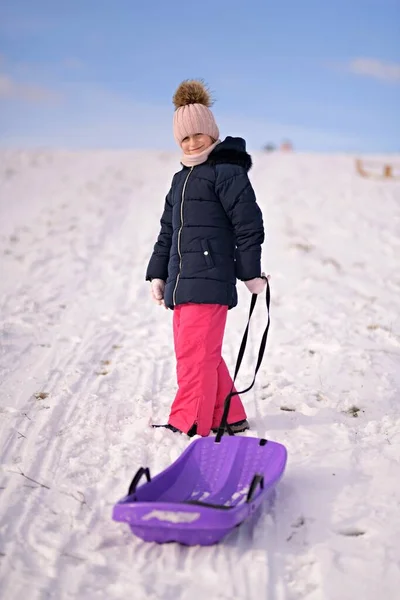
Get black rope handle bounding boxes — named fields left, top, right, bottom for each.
left=246, top=474, right=265, bottom=503
left=215, top=279, right=271, bottom=443
left=128, top=467, right=151, bottom=496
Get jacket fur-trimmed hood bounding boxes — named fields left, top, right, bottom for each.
left=207, top=136, right=252, bottom=172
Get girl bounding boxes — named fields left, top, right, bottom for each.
left=146, top=79, right=266, bottom=437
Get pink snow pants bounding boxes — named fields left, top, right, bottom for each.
left=168, top=303, right=247, bottom=437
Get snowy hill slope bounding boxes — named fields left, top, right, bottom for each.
left=0, top=149, right=399, bottom=600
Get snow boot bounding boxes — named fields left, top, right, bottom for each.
left=212, top=419, right=250, bottom=434
left=152, top=423, right=197, bottom=437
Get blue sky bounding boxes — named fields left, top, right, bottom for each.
left=0, top=0, right=399, bottom=152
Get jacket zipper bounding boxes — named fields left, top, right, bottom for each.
left=173, top=167, right=193, bottom=306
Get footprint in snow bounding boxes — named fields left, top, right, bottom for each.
left=337, top=527, right=366, bottom=537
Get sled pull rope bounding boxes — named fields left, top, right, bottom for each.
left=215, top=279, right=271, bottom=443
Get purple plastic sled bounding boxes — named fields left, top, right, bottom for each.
left=113, top=282, right=287, bottom=546
left=112, top=434, right=287, bottom=546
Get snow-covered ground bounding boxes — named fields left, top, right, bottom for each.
left=0, top=148, right=399, bottom=600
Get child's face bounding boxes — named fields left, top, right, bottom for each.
left=181, top=133, right=214, bottom=155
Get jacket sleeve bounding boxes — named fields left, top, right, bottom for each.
left=216, top=167, right=265, bottom=281
left=145, top=188, right=173, bottom=282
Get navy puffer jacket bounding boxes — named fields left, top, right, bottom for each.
left=146, top=136, right=265, bottom=309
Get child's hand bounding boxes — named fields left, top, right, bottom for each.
left=151, top=279, right=167, bottom=307
left=244, top=272, right=270, bottom=294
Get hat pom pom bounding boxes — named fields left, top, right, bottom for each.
left=173, top=79, right=214, bottom=109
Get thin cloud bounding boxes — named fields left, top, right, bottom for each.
left=0, top=80, right=368, bottom=152
left=0, top=73, right=61, bottom=103
left=347, top=58, right=400, bottom=83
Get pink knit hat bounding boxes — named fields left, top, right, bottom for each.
left=172, top=80, right=219, bottom=146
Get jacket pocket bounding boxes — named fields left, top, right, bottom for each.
left=200, top=239, right=215, bottom=268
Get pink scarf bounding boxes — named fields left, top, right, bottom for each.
left=180, top=139, right=221, bottom=167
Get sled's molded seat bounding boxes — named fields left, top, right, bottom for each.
left=112, top=435, right=287, bottom=546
